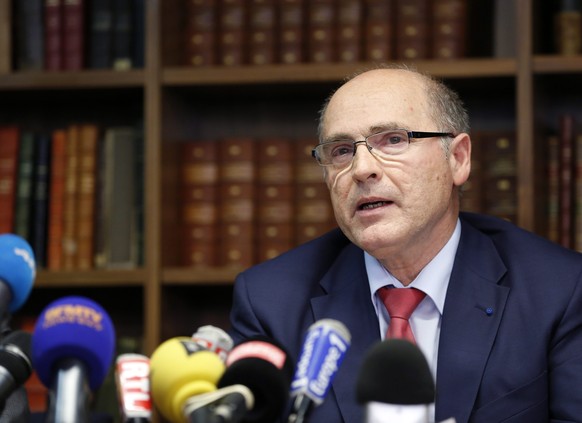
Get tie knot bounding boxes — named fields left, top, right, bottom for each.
left=378, top=287, right=426, bottom=320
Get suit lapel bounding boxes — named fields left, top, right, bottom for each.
left=435, top=220, right=510, bottom=423
left=310, top=243, right=379, bottom=423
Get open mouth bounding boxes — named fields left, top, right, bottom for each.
left=359, top=201, right=391, bottom=210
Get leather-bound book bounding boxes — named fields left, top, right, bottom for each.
left=47, top=129, right=67, bottom=270
left=554, top=0, right=582, bottom=55
left=217, top=0, right=246, bottom=66
left=547, top=135, right=560, bottom=243
left=307, top=0, right=336, bottom=63
left=0, top=126, right=20, bottom=234
left=15, top=0, right=44, bottom=71
left=558, top=114, right=576, bottom=248
left=395, top=0, right=430, bottom=60
left=480, top=130, right=518, bottom=224
left=184, top=0, right=218, bottom=66
left=336, top=0, right=362, bottom=63
left=45, top=0, right=64, bottom=71
left=88, top=0, right=113, bottom=69
left=75, top=124, right=99, bottom=270
left=218, top=137, right=256, bottom=267
left=363, top=0, right=394, bottom=62
left=62, top=124, right=80, bottom=269
left=431, top=0, right=467, bottom=59
left=256, top=138, right=294, bottom=262
left=180, top=140, right=219, bottom=267
left=294, top=138, right=336, bottom=244
left=279, top=0, right=305, bottom=64
left=247, top=0, right=276, bottom=65
left=63, top=0, right=86, bottom=70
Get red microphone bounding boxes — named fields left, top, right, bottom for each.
left=115, top=353, right=152, bottom=423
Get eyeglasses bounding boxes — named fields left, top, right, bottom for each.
left=311, top=129, right=455, bottom=168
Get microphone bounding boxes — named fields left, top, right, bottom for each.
left=356, top=339, right=435, bottom=423
left=0, top=330, right=32, bottom=404
left=115, top=353, right=152, bottom=423
left=0, top=234, right=36, bottom=316
left=211, top=336, right=294, bottom=423
left=31, top=296, right=116, bottom=423
left=149, top=336, right=225, bottom=423
left=288, top=319, right=351, bottom=423
left=191, top=325, right=234, bottom=362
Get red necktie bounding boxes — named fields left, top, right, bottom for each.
left=378, top=287, right=426, bottom=344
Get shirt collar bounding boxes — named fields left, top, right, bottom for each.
left=365, top=219, right=461, bottom=315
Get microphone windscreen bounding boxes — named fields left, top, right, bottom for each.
left=149, top=336, right=225, bottom=423
left=31, top=296, right=116, bottom=391
left=356, top=339, right=435, bottom=405
left=218, top=336, right=293, bottom=423
left=0, top=330, right=32, bottom=384
left=0, top=234, right=35, bottom=312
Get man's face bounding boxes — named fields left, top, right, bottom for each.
left=320, top=70, right=470, bottom=260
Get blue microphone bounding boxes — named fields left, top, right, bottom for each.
left=287, top=319, right=351, bottom=423
left=32, top=296, right=116, bottom=423
left=0, top=234, right=35, bottom=316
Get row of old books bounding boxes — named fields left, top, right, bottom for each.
left=0, top=123, right=144, bottom=270
left=181, top=0, right=468, bottom=67
left=13, top=0, right=145, bottom=72
left=546, top=114, right=582, bottom=251
left=179, top=137, right=336, bottom=268
left=460, top=129, right=518, bottom=223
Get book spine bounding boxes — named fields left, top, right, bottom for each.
left=31, top=133, right=51, bottom=269
left=180, top=140, right=219, bottom=267
left=0, top=126, right=21, bottom=234
left=88, top=0, right=113, bottom=69
left=112, top=0, right=133, bottom=70
left=76, top=124, right=99, bottom=270
left=336, top=0, right=362, bottom=63
left=431, top=0, right=467, bottom=59
left=15, top=0, right=45, bottom=71
left=47, top=129, right=67, bottom=270
left=363, top=0, right=393, bottom=62
left=481, top=130, right=518, bottom=223
left=62, top=124, right=80, bottom=269
left=217, top=0, right=246, bottom=66
left=14, top=131, right=36, bottom=242
left=554, top=0, right=582, bottom=55
left=0, top=0, right=11, bottom=73
left=559, top=114, right=575, bottom=248
left=256, top=138, right=294, bottom=262
left=184, top=0, right=217, bottom=66
left=45, top=0, right=64, bottom=71
left=63, top=0, right=86, bottom=70
left=247, top=0, right=277, bottom=65
left=395, top=0, right=430, bottom=60
left=547, top=134, right=560, bottom=243
left=131, top=0, right=145, bottom=68
left=307, top=0, right=336, bottom=63
left=219, top=137, right=256, bottom=267
left=294, top=137, right=335, bottom=244
left=279, top=0, right=305, bottom=64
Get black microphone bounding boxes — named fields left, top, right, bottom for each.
left=356, top=339, right=435, bottom=423
left=210, top=336, right=294, bottom=423
left=0, top=330, right=32, bottom=404
left=287, top=319, right=351, bottom=423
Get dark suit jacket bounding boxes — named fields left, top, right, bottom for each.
left=229, top=212, right=582, bottom=423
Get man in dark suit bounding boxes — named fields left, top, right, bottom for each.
left=229, top=65, right=582, bottom=423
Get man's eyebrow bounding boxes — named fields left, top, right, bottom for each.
left=323, top=122, right=404, bottom=142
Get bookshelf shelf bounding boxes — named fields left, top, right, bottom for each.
left=162, top=58, right=518, bottom=86
left=162, top=267, right=241, bottom=285
left=36, top=269, right=147, bottom=287
left=0, top=70, right=145, bottom=90
left=533, top=55, right=582, bottom=73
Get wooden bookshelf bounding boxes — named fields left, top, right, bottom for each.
left=1, top=2, right=582, bottom=419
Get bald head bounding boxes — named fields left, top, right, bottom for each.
left=318, top=66, right=469, bottom=143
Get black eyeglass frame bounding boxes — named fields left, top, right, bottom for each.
left=311, top=130, right=456, bottom=166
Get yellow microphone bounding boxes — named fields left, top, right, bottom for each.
left=149, top=336, right=225, bottom=422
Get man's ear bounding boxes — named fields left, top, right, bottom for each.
left=450, top=133, right=471, bottom=186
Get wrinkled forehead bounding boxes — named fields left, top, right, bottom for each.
left=322, top=70, right=432, bottom=137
